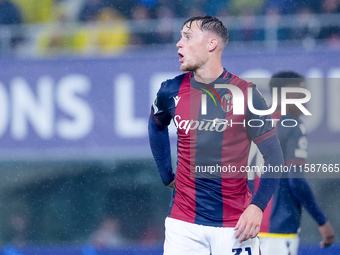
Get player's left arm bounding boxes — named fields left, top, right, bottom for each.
left=235, top=85, right=284, bottom=242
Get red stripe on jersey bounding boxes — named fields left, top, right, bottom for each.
left=253, top=129, right=276, bottom=144
left=221, top=111, right=252, bottom=226
left=261, top=199, right=273, bottom=232
left=254, top=176, right=272, bottom=233
left=221, top=76, right=253, bottom=227
left=271, top=110, right=281, bottom=121
left=169, top=72, right=199, bottom=223
left=223, top=70, right=229, bottom=79
left=230, top=73, right=238, bottom=80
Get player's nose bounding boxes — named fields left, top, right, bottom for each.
left=176, top=38, right=183, bottom=48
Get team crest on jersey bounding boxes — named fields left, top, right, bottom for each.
left=221, top=93, right=233, bottom=113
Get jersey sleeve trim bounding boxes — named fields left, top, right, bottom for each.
left=253, top=129, right=277, bottom=144
left=151, top=110, right=165, bottom=128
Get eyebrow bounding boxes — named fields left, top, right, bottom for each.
left=181, top=31, right=192, bottom=36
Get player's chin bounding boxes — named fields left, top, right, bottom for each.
left=180, top=63, right=195, bottom=72
left=180, top=64, right=188, bottom=71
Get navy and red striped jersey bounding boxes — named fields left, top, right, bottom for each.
left=151, top=69, right=276, bottom=227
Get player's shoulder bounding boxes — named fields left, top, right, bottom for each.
left=227, top=71, right=254, bottom=89
left=157, top=73, right=188, bottom=101
left=158, top=72, right=188, bottom=96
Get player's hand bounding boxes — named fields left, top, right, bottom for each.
left=234, top=204, right=263, bottom=243
left=167, top=180, right=175, bottom=189
left=319, top=221, right=335, bottom=248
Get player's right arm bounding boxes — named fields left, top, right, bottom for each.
left=148, top=115, right=174, bottom=187
left=148, top=83, right=175, bottom=187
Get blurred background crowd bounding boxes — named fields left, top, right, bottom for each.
left=0, top=0, right=340, bottom=57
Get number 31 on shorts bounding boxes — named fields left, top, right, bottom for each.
left=232, top=247, right=252, bottom=255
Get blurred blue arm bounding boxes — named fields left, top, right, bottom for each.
left=288, top=177, right=327, bottom=225
left=250, top=135, right=284, bottom=211
left=148, top=114, right=174, bottom=186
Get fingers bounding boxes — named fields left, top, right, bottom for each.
left=321, top=236, right=335, bottom=248
left=239, top=224, right=259, bottom=242
left=251, top=226, right=259, bottom=238
left=326, top=231, right=335, bottom=247
left=234, top=217, right=243, bottom=239
left=239, top=224, right=252, bottom=242
left=320, top=241, right=325, bottom=248
left=319, top=222, right=335, bottom=248
left=320, top=236, right=335, bottom=248
left=235, top=220, right=259, bottom=242
left=320, top=240, right=331, bottom=248
left=235, top=205, right=263, bottom=242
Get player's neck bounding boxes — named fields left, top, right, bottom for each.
left=193, top=60, right=224, bottom=84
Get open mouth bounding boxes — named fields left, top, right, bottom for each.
left=178, top=53, right=184, bottom=63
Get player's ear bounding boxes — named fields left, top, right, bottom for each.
left=207, top=38, right=218, bottom=52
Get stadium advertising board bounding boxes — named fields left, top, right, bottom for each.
left=0, top=49, right=339, bottom=160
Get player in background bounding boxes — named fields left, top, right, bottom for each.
left=148, top=16, right=284, bottom=255
left=250, top=71, right=335, bottom=255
